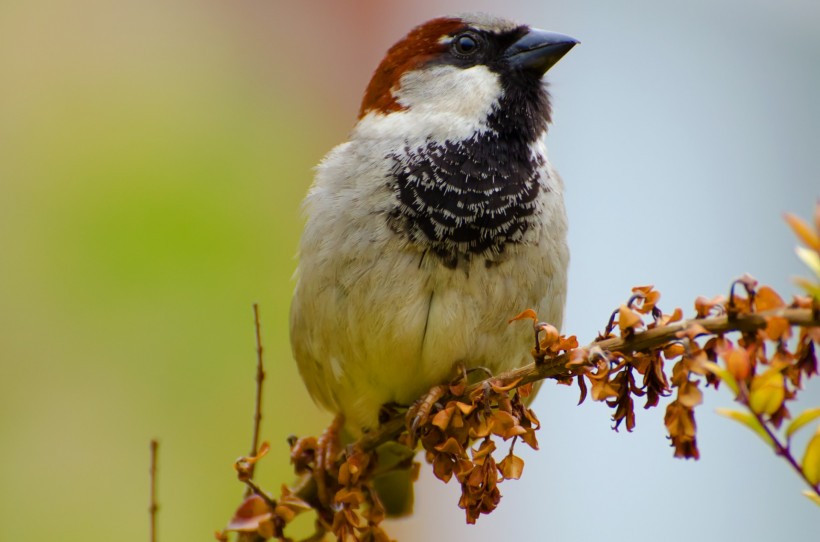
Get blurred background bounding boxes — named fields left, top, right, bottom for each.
left=0, top=0, right=817, bottom=540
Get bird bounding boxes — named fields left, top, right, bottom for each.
left=290, top=13, right=575, bottom=441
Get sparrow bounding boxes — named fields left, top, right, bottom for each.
left=290, top=13, right=575, bottom=437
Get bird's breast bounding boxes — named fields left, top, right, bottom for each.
left=386, top=131, right=547, bottom=268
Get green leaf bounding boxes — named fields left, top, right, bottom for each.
left=703, top=361, right=739, bottom=396
left=374, top=441, right=417, bottom=474
left=802, top=425, right=820, bottom=486
left=802, top=490, right=820, bottom=507
left=786, top=407, right=820, bottom=442
left=715, top=408, right=774, bottom=449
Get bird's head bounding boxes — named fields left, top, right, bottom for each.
left=357, top=13, right=577, bottom=141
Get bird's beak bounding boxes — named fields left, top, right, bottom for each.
left=505, top=28, right=578, bottom=75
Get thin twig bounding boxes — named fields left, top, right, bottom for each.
left=738, top=385, right=820, bottom=497
left=245, top=303, right=267, bottom=497
left=149, top=439, right=159, bottom=542
left=465, top=307, right=820, bottom=396
left=243, top=478, right=277, bottom=509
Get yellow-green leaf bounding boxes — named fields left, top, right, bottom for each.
left=716, top=408, right=774, bottom=449
left=749, top=369, right=785, bottom=416
left=802, top=425, right=820, bottom=486
left=703, top=361, right=739, bottom=396
left=792, top=277, right=820, bottom=298
left=786, top=407, right=820, bottom=442
left=802, top=490, right=820, bottom=507
left=374, top=441, right=416, bottom=475
left=785, top=212, right=820, bottom=251
left=796, top=246, right=820, bottom=279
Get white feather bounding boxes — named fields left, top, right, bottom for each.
left=290, top=118, right=568, bottom=432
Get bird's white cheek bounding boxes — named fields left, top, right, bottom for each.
left=396, top=64, right=501, bottom=116
left=354, top=65, right=502, bottom=143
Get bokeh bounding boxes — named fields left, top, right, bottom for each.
left=1, top=1, right=817, bottom=541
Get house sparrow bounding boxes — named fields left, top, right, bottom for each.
left=290, top=13, right=575, bottom=436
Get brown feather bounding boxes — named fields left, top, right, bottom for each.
left=358, top=17, right=464, bottom=118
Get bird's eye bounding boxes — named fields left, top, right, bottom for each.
left=452, top=33, right=480, bottom=56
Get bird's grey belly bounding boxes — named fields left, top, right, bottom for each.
left=299, top=242, right=555, bottom=431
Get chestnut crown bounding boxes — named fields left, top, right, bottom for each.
left=358, top=14, right=577, bottom=119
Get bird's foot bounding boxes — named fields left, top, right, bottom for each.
left=315, top=414, right=344, bottom=507
left=406, top=384, right=449, bottom=436
left=378, top=402, right=404, bottom=425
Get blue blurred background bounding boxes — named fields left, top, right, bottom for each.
left=1, top=1, right=817, bottom=540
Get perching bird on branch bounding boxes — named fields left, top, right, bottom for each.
left=290, top=12, right=575, bottom=494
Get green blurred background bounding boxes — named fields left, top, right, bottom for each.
left=1, top=1, right=818, bottom=541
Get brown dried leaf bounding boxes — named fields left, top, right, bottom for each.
left=587, top=361, right=620, bottom=401
left=432, top=406, right=455, bottom=431
left=797, top=339, right=818, bottom=382
left=661, top=307, right=684, bottom=326
left=334, top=487, right=365, bottom=507
left=471, top=439, right=497, bottom=462
left=537, top=323, right=560, bottom=349
left=677, top=380, right=703, bottom=409
left=547, top=334, right=580, bottom=355
left=618, top=304, right=643, bottom=333
left=226, top=495, right=273, bottom=532
left=498, top=453, right=525, bottom=480
left=665, top=401, right=700, bottom=460
left=632, top=285, right=661, bottom=315
left=757, top=285, right=786, bottom=312
left=723, top=345, right=752, bottom=382
left=632, top=285, right=655, bottom=296
left=469, top=413, right=493, bottom=439
left=695, top=295, right=725, bottom=318
left=508, top=308, right=538, bottom=324
left=663, top=343, right=685, bottom=359
left=234, top=441, right=272, bottom=481
left=764, top=316, right=791, bottom=341
left=455, top=401, right=476, bottom=415
left=491, top=378, right=522, bottom=393
left=278, top=485, right=311, bottom=512
left=490, top=410, right=516, bottom=434
left=490, top=410, right=527, bottom=439
left=432, top=453, right=455, bottom=483
left=434, top=437, right=465, bottom=456
left=520, top=428, right=539, bottom=450
left=576, top=374, right=588, bottom=405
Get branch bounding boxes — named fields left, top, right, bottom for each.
left=149, top=439, right=159, bottom=542
left=244, top=303, right=266, bottom=497
left=357, top=307, right=819, bottom=453
left=748, top=397, right=820, bottom=497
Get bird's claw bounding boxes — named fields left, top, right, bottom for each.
left=315, top=414, right=344, bottom=507
left=406, top=384, right=449, bottom=435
